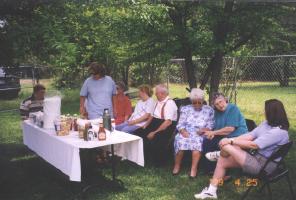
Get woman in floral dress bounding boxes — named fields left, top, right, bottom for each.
left=173, top=88, right=214, bottom=178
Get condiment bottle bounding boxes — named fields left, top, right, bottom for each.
left=98, top=123, right=106, bottom=141
left=103, top=108, right=111, bottom=131
left=87, top=125, right=94, bottom=141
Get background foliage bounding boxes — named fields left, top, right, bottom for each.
left=1, top=0, right=296, bottom=91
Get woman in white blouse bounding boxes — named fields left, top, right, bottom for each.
left=116, top=85, right=155, bottom=134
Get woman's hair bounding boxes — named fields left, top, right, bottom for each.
left=89, top=62, right=106, bottom=76
left=138, top=84, right=153, bottom=97
left=33, top=84, right=46, bottom=94
left=265, top=99, right=289, bottom=131
left=211, top=92, right=228, bottom=106
left=116, top=81, right=127, bottom=91
left=189, top=88, right=205, bottom=101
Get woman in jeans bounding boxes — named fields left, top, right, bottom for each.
left=194, top=99, right=290, bottom=199
left=116, top=84, right=155, bottom=133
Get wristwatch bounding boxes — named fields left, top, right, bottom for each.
left=230, top=139, right=234, bottom=145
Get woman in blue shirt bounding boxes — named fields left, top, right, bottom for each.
left=202, top=92, right=248, bottom=173
left=80, top=62, right=116, bottom=119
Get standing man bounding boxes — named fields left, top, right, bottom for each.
left=20, top=84, right=46, bottom=120
left=80, top=62, right=116, bottom=119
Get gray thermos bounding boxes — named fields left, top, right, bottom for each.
left=103, top=108, right=111, bottom=131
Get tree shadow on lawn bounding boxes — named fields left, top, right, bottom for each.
left=0, top=143, right=126, bottom=200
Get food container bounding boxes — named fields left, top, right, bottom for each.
left=78, top=124, right=85, bottom=139
left=56, top=117, right=71, bottom=136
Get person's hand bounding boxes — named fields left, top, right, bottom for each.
left=204, top=131, right=216, bottom=140
left=142, top=123, right=148, bottom=129
left=180, top=130, right=190, bottom=138
left=219, top=138, right=231, bottom=148
left=80, top=107, right=88, bottom=119
left=147, top=132, right=156, bottom=140
left=128, top=120, right=135, bottom=126
left=197, top=128, right=210, bottom=135
left=113, top=110, right=117, bottom=119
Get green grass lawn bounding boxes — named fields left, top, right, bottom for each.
left=0, top=81, right=295, bottom=200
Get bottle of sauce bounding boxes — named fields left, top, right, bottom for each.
left=73, top=118, right=78, bottom=131
left=98, top=123, right=106, bottom=141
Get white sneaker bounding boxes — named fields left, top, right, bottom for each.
left=205, top=151, right=220, bottom=162
left=194, top=187, right=217, bottom=199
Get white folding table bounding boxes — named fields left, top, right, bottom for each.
left=22, top=121, right=144, bottom=182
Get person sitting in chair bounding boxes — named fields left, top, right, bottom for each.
left=20, top=84, right=46, bottom=120
left=113, top=81, right=132, bottom=125
left=116, top=84, right=155, bottom=133
left=173, top=88, right=214, bottom=178
left=134, top=84, right=178, bottom=166
left=194, top=99, right=290, bottom=199
left=202, top=92, right=248, bottom=174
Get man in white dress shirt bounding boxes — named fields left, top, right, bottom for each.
left=134, top=84, right=178, bottom=166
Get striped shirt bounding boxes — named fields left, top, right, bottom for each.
left=20, top=95, right=44, bottom=120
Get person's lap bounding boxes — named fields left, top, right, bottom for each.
left=174, top=133, right=203, bottom=155
left=116, top=121, right=140, bottom=134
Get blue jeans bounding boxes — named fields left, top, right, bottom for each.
left=116, top=121, right=140, bottom=134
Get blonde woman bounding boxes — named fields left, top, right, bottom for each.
left=116, top=85, right=155, bottom=134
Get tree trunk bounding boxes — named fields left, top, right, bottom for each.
left=183, top=42, right=197, bottom=89
left=167, top=4, right=197, bottom=89
left=200, top=1, right=234, bottom=101
left=209, top=50, right=224, bottom=101
left=279, top=57, right=290, bottom=87
left=200, top=58, right=214, bottom=89
left=124, top=65, right=129, bottom=89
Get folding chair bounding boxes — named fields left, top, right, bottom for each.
left=245, top=119, right=256, bottom=132
left=242, top=141, right=294, bottom=200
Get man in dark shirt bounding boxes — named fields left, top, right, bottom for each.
left=20, top=84, right=46, bottom=120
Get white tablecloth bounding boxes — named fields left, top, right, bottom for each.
left=22, top=121, right=144, bottom=182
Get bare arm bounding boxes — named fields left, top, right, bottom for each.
left=235, top=133, right=253, bottom=141
left=129, top=113, right=150, bottom=125
left=233, top=139, right=259, bottom=149
left=220, top=134, right=258, bottom=149
left=124, top=115, right=130, bottom=121
left=79, top=96, right=87, bottom=118
left=142, top=115, right=153, bottom=128
left=213, top=126, right=235, bottom=136
left=146, top=119, right=173, bottom=140
left=152, top=120, right=172, bottom=134
left=204, top=126, right=235, bottom=140
left=112, top=95, right=116, bottom=117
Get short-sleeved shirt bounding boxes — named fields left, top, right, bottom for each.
left=114, top=94, right=133, bottom=125
left=153, top=96, right=178, bottom=121
left=214, top=103, right=248, bottom=138
left=20, top=95, right=44, bottom=120
left=129, top=97, right=156, bottom=127
left=247, top=121, right=289, bottom=158
left=80, top=76, right=116, bottom=119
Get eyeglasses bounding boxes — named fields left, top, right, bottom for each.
left=192, top=100, right=203, bottom=105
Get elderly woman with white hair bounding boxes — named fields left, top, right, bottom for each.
left=173, top=88, right=214, bottom=178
